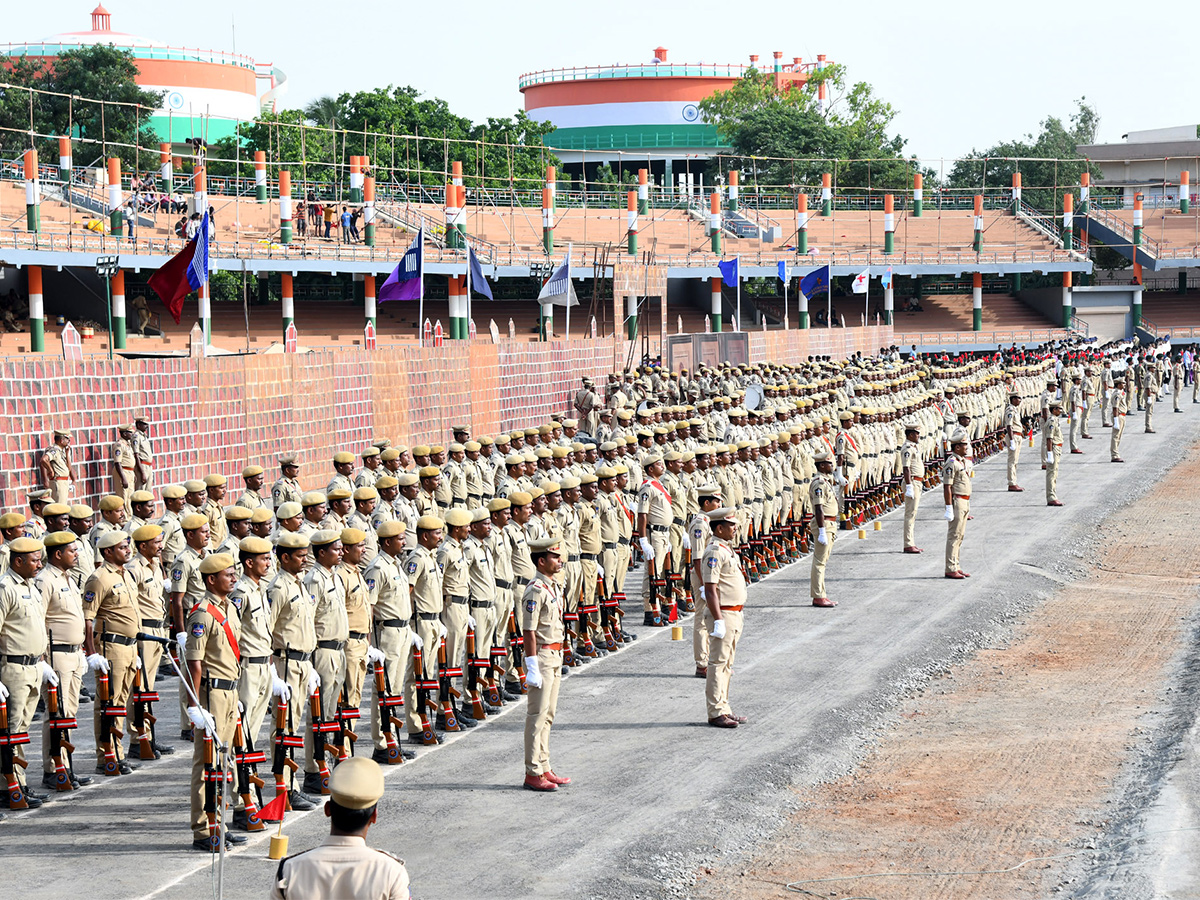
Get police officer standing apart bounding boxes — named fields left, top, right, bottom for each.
left=808, top=450, right=838, bottom=608
left=942, top=428, right=973, bottom=579
left=702, top=508, right=747, bottom=729
left=522, top=537, right=570, bottom=792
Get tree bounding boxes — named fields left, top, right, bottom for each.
left=303, top=96, right=340, bottom=128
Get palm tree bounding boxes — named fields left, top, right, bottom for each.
left=303, top=96, right=340, bottom=128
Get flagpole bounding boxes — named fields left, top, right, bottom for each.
left=783, top=271, right=788, bottom=331
left=417, top=226, right=424, bottom=345
left=566, top=242, right=572, bottom=340
left=465, top=237, right=472, bottom=341
left=736, top=262, right=741, bottom=332
left=827, top=271, right=832, bottom=329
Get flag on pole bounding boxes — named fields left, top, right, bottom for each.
left=777, top=260, right=790, bottom=284
left=799, top=265, right=829, bottom=297
left=257, top=790, right=286, bottom=824
left=379, top=228, right=423, bottom=302
left=467, top=245, right=493, bottom=300
left=851, top=269, right=870, bottom=293
left=148, top=212, right=209, bottom=325
left=536, top=260, right=578, bottom=307
left=881, top=266, right=893, bottom=290
left=717, top=257, right=739, bottom=288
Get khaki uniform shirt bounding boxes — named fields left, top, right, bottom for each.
left=485, top=527, right=513, bottom=586
left=157, top=510, right=185, bottom=571
left=337, top=563, right=371, bottom=636
left=901, top=442, right=925, bottom=480
left=346, top=511, right=379, bottom=565
left=326, top=474, right=354, bottom=498
left=271, top=477, right=303, bottom=510
left=364, top=551, right=412, bottom=623
left=127, top=553, right=169, bottom=626
left=37, top=565, right=86, bottom=646
left=230, top=575, right=274, bottom=660
left=520, top=572, right=565, bottom=646
left=463, top=534, right=496, bottom=606
left=943, top=455, right=973, bottom=498
left=0, top=569, right=48, bottom=657
left=701, top=537, right=747, bottom=606
left=44, top=444, right=71, bottom=480
left=271, top=834, right=409, bottom=900
left=437, top=538, right=469, bottom=602
left=112, top=439, right=136, bottom=485
left=83, top=561, right=140, bottom=638
left=305, top=564, right=348, bottom=644
left=235, top=490, right=266, bottom=511
left=172, top=545, right=208, bottom=607
left=637, top=478, right=673, bottom=527
left=405, top=546, right=443, bottom=616
left=184, top=591, right=242, bottom=683
left=809, top=473, right=838, bottom=519
left=201, top=498, right=227, bottom=548
left=267, top=569, right=316, bottom=654
left=504, top=522, right=535, bottom=584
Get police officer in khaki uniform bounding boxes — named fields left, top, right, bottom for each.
left=170, top=513, right=211, bottom=739
left=521, top=538, right=569, bottom=792
left=109, top=425, right=137, bottom=511
left=808, top=450, right=839, bottom=607
left=236, top=466, right=267, bottom=511
left=183, top=553, right=249, bottom=851
left=437, top=509, right=474, bottom=725
left=900, top=424, right=925, bottom=554
left=201, top=475, right=229, bottom=549
left=636, top=454, right=672, bottom=625
left=272, top=454, right=304, bottom=511
left=41, top=429, right=76, bottom=505
left=303, top=531, right=348, bottom=792
left=363, top=521, right=417, bottom=763
left=230, top=536, right=279, bottom=748
left=132, top=416, right=155, bottom=492
left=1044, top=398, right=1065, bottom=507
left=942, top=427, right=973, bottom=578
left=702, top=508, right=747, bottom=729
left=463, top=508, right=500, bottom=713
left=270, top=757, right=409, bottom=900
left=689, top=486, right=723, bottom=678
left=127, top=524, right=175, bottom=759
left=405, top=516, right=447, bottom=741
left=337, top=528, right=381, bottom=743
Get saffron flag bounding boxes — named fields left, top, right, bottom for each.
left=799, top=265, right=829, bottom=297
left=717, top=257, right=739, bottom=288
left=468, top=245, right=493, bottom=300
left=147, top=212, right=209, bottom=325
left=379, top=228, right=423, bottom=302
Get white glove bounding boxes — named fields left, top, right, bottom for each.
left=1009, top=438, right=1018, bottom=452
left=596, top=564, right=605, bottom=578
left=466, top=615, right=477, bottom=630
left=175, top=632, right=188, bottom=656
left=187, top=706, right=217, bottom=735
left=238, top=700, right=245, bottom=716
left=944, top=505, right=953, bottom=521
left=366, top=646, right=386, bottom=665
left=904, top=483, right=915, bottom=499
left=816, top=527, right=828, bottom=545
left=710, top=619, right=727, bottom=640
left=271, top=671, right=291, bottom=703
left=524, top=656, right=542, bottom=689
left=437, top=622, right=448, bottom=639
left=307, top=669, right=321, bottom=694
left=834, top=470, right=847, bottom=486
left=86, top=653, right=110, bottom=673
left=639, top=537, right=653, bottom=557
left=0, top=680, right=7, bottom=702
left=38, top=661, right=60, bottom=686
left=1045, top=451, right=1054, bottom=464
left=410, top=632, right=424, bottom=650
left=132, top=654, right=142, bottom=671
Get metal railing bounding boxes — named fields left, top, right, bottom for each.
left=1083, top=203, right=1162, bottom=258
left=0, top=41, right=256, bottom=69
left=1069, top=313, right=1089, bottom=337
left=519, top=61, right=786, bottom=88
left=895, top=328, right=1071, bottom=346
left=1015, top=199, right=1063, bottom=247
left=1139, top=314, right=1158, bottom=338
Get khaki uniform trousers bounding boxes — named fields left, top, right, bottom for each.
left=579, top=558, right=601, bottom=644
left=1006, top=436, right=1022, bottom=487
left=43, top=647, right=86, bottom=775
left=1046, top=448, right=1061, bottom=503
left=271, top=655, right=312, bottom=792
left=524, top=647, right=563, bottom=777
left=135, top=463, right=154, bottom=493
left=51, top=479, right=71, bottom=505
left=692, top=571, right=711, bottom=668
left=668, top=524, right=685, bottom=591
left=640, top=530, right=670, bottom=612
left=1102, top=391, right=1113, bottom=427
left=492, top=590, right=516, bottom=685
left=305, top=646, right=345, bottom=774
left=3, top=660, right=40, bottom=787
left=1111, top=414, right=1126, bottom=459
left=1082, top=400, right=1094, bottom=436
left=903, top=485, right=921, bottom=549
left=809, top=520, right=836, bottom=599
left=945, top=497, right=969, bottom=574
left=371, top=622, right=412, bottom=751
left=442, top=601, right=469, bottom=690
left=613, top=543, right=631, bottom=600
left=237, top=660, right=272, bottom=747
left=189, top=683, right=237, bottom=841
left=94, top=642, right=137, bottom=766
left=705, top=608, right=743, bottom=720
left=404, top=616, right=440, bottom=734
left=110, top=464, right=134, bottom=513
left=1069, top=409, right=1082, bottom=452
left=343, top=636, right=368, bottom=712
left=1145, top=395, right=1155, bottom=430
left=562, top=561, right=582, bottom=645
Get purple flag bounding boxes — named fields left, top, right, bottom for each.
left=379, top=228, right=423, bottom=302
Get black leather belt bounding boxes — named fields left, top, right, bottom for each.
left=567, top=554, right=580, bottom=562
left=469, top=600, right=492, bottom=609
left=242, top=655, right=270, bottom=665
left=376, top=618, right=409, bottom=629
left=418, top=612, right=441, bottom=621
left=51, top=643, right=81, bottom=654
left=672, top=517, right=684, bottom=526
left=273, top=649, right=312, bottom=661
left=141, top=618, right=165, bottom=628
left=515, top=577, right=530, bottom=586
left=618, top=537, right=631, bottom=545
left=580, top=553, right=598, bottom=561
left=436, top=501, right=450, bottom=510
left=494, top=579, right=512, bottom=590
left=204, top=677, right=237, bottom=691
left=602, top=542, right=616, bottom=551
left=649, top=524, right=669, bottom=533
left=317, top=639, right=345, bottom=651
left=447, top=595, right=468, bottom=605
left=2, top=654, right=38, bottom=666
left=348, top=631, right=369, bottom=641
left=468, top=494, right=482, bottom=502
left=101, top=633, right=136, bottom=646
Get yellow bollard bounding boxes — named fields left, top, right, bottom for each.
left=873, top=520, right=882, bottom=531
left=671, top=625, right=684, bottom=641
left=857, top=527, right=866, bottom=539
left=269, top=834, right=289, bottom=859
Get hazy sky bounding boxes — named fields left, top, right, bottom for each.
left=8, top=0, right=1193, bottom=161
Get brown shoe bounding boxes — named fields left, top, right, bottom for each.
left=812, top=597, right=837, bottom=608
left=694, top=666, right=707, bottom=678
left=523, top=773, right=557, bottom=792
left=708, top=715, right=739, bottom=729
left=728, top=714, right=749, bottom=725
left=544, top=770, right=571, bottom=786
left=1047, top=500, right=1064, bottom=507
left=1008, top=485, right=1024, bottom=492
left=1111, top=457, right=1124, bottom=463
left=945, top=571, right=966, bottom=579
left=903, top=546, right=923, bottom=554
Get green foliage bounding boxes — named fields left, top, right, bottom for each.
left=945, top=99, right=1101, bottom=211
left=0, top=46, right=162, bottom=170
left=1091, top=238, right=1132, bottom=275
left=697, top=63, right=914, bottom=192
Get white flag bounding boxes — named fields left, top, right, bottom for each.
left=851, top=269, right=870, bottom=294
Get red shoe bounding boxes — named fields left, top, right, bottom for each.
left=728, top=714, right=749, bottom=725
left=523, top=773, right=557, bottom=792
left=1070, top=449, right=1084, bottom=454
left=1008, top=485, right=1024, bottom=492
left=1047, top=500, right=1064, bottom=507
left=812, top=597, right=837, bottom=608
left=945, top=571, right=966, bottom=579
left=544, top=770, right=571, bottom=786
left=708, top=714, right=739, bottom=728
left=694, top=666, right=707, bottom=678
left=959, top=571, right=971, bottom=577
left=903, top=546, right=923, bottom=554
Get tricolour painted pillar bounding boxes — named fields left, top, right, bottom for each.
left=637, top=168, right=648, bottom=215
left=28, top=265, right=44, bottom=352
left=821, top=173, right=832, bottom=217
left=1182, top=170, right=1191, bottom=214
left=349, top=156, right=363, bottom=204
left=58, top=137, right=72, bottom=182
left=542, top=186, right=554, bottom=255
left=108, top=158, right=122, bottom=236
left=798, top=279, right=809, bottom=330
left=445, top=181, right=460, bottom=250
left=281, top=272, right=294, bottom=337
left=199, top=278, right=211, bottom=345
left=454, top=184, right=467, bottom=245
left=1080, top=172, right=1090, bottom=214
left=451, top=275, right=470, bottom=340
left=1062, top=192, right=1074, bottom=250
left=546, top=164, right=557, bottom=215
left=194, top=165, right=207, bottom=221
left=710, top=277, right=723, bottom=333
left=883, top=283, right=893, bottom=325
left=912, top=172, right=923, bottom=217
left=797, top=192, right=809, bottom=254
left=709, top=192, right=722, bottom=254
left=972, top=272, right=983, bottom=332
left=1132, top=284, right=1143, bottom=328
left=1133, top=195, right=1143, bottom=249
left=728, top=169, right=739, bottom=213
left=973, top=194, right=983, bottom=252
left=1061, top=271, right=1073, bottom=328
left=365, top=274, right=376, bottom=329
left=254, top=150, right=267, bottom=203
left=627, top=191, right=638, bottom=255
left=626, top=293, right=638, bottom=340
left=883, top=193, right=894, bottom=254
left=364, top=176, right=376, bottom=247
left=111, top=269, right=127, bottom=349
left=816, top=54, right=828, bottom=116
left=159, top=143, right=172, bottom=193
left=24, top=149, right=40, bottom=233
left=279, top=169, right=292, bottom=244
left=1012, top=173, right=1022, bottom=208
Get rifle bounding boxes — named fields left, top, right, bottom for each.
left=562, top=595, right=579, bottom=667
left=372, top=662, right=404, bottom=764
left=45, top=679, right=77, bottom=792
left=200, top=725, right=222, bottom=850
left=333, top=684, right=359, bottom=762
left=0, top=697, right=30, bottom=809
left=271, top=652, right=302, bottom=810
left=597, top=572, right=619, bottom=652
left=95, top=665, right=123, bottom=777
left=233, top=711, right=266, bottom=832
left=435, top=637, right=461, bottom=732
left=647, top=549, right=663, bottom=623
left=465, top=625, right=488, bottom=721
left=411, top=641, right=439, bottom=745
left=130, top=641, right=159, bottom=761
left=307, top=682, right=337, bottom=793
left=506, top=610, right=527, bottom=693
left=486, top=625, right=507, bottom=706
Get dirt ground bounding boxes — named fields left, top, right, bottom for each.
left=695, top=441, right=1200, bottom=900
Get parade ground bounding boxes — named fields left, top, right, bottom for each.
left=4, top=393, right=1198, bottom=900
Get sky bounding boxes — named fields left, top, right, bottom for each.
left=7, top=0, right=1195, bottom=162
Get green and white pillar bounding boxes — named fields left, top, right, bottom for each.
left=1012, top=173, right=1022, bottom=209
left=349, top=156, right=363, bottom=204
left=1181, top=170, right=1190, bottom=214
left=365, top=274, right=377, bottom=330
left=727, top=169, right=739, bottom=213
left=279, top=169, right=292, bottom=244
left=1080, top=172, right=1090, bottom=215
left=363, top=176, right=376, bottom=247
left=1062, top=272, right=1073, bottom=328
left=449, top=275, right=468, bottom=340
left=797, top=192, right=809, bottom=255
left=23, top=149, right=40, bottom=233
left=626, top=293, right=638, bottom=340
left=254, top=150, right=267, bottom=203
left=637, top=168, right=648, bottom=215
left=58, top=137, right=72, bottom=183
left=1062, top=192, right=1074, bottom=251
left=912, top=172, right=923, bottom=217
left=28, top=266, right=44, bottom=352
left=1132, top=284, right=1143, bottom=329
left=883, top=282, right=893, bottom=326
left=798, top=280, right=809, bottom=330
left=111, top=269, right=127, bottom=349
left=972, top=195, right=983, bottom=253
left=627, top=191, right=638, bottom=255
left=1133, top=195, right=1143, bottom=248
left=883, top=193, right=894, bottom=254
left=972, top=273, right=983, bottom=332
left=821, top=173, right=832, bottom=217
left=709, top=192, right=722, bottom=255
left=107, top=158, right=123, bottom=236
left=541, top=186, right=553, bottom=255
left=281, top=273, right=295, bottom=337
left=710, top=277, right=723, bottom=333
left=159, top=143, right=172, bottom=194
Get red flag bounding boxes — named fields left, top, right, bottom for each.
left=667, top=601, right=679, bottom=623
left=147, top=235, right=199, bottom=325
left=258, top=789, right=287, bottom=823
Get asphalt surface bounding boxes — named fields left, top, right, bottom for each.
left=5, top=401, right=1200, bottom=900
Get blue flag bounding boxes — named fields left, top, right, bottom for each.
left=777, top=260, right=790, bottom=284
left=187, top=212, right=209, bottom=291
left=379, top=228, right=423, bottom=302
left=717, top=257, right=739, bottom=288
left=468, top=245, right=493, bottom=300
left=536, top=260, right=578, bottom=307
left=881, top=266, right=893, bottom=289
left=799, top=265, right=830, bottom=297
